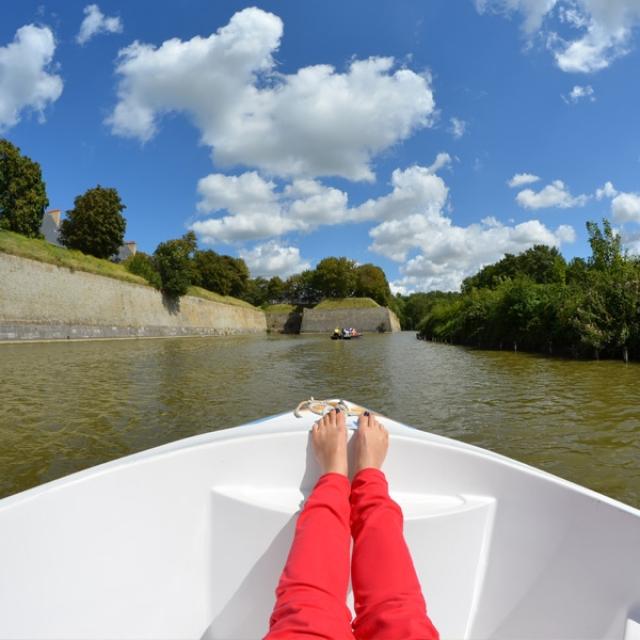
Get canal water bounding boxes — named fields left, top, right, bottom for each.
left=1, top=332, right=639, bottom=507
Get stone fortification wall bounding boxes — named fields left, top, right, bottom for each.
left=265, top=311, right=303, bottom=334
left=300, top=307, right=400, bottom=333
left=0, top=253, right=266, bottom=341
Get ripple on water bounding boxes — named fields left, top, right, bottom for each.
left=0, top=333, right=639, bottom=507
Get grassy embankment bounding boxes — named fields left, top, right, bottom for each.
left=0, top=230, right=255, bottom=309
left=313, top=297, right=380, bottom=310
left=262, top=303, right=298, bottom=313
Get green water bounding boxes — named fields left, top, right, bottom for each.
left=1, top=332, right=639, bottom=507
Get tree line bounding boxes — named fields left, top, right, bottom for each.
left=413, top=221, right=640, bottom=362
left=1, top=139, right=395, bottom=306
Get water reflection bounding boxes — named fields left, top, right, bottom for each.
left=1, top=333, right=638, bottom=506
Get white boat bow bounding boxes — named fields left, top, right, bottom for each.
left=1, top=400, right=639, bottom=640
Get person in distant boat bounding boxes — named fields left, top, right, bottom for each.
left=264, top=408, right=439, bottom=639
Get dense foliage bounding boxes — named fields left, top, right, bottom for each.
left=153, top=232, right=197, bottom=298
left=122, top=252, right=161, bottom=289
left=416, top=224, right=640, bottom=361
left=0, top=139, right=49, bottom=238
left=59, top=186, right=126, bottom=259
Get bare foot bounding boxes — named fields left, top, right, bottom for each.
left=312, top=409, right=348, bottom=476
left=354, top=412, right=389, bottom=474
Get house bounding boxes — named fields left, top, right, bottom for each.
left=116, top=241, right=138, bottom=262
left=40, top=209, right=63, bottom=246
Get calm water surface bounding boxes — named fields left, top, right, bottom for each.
left=1, top=332, right=639, bottom=506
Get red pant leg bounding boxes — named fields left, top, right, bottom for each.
left=350, top=468, right=439, bottom=640
left=264, top=472, right=355, bottom=640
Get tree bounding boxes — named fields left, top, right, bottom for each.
left=123, top=252, right=161, bottom=289
left=192, top=249, right=229, bottom=294
left=354, top=263, right=392, bottom=305
left=313, top=257, right=357, bottom=298
left=0, top=139, right=49, bottom=237
left=587, top=219, right=623, bottom=273
left=267, top=276, right=285, bottom=303
left=285, top=270, right=321, bottom=305
left=243, top=277, right=270, bottom=306
left=59, top=185, right=126, bottom=259
left=153, top=231, right=197, bottom=298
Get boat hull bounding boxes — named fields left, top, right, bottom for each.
left=1, top=407, right=639, bottom=639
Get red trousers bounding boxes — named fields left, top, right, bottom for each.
left=265, top=469, right=439, bottom=639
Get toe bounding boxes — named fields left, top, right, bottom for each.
left=336, top=408, right=346, bottom=429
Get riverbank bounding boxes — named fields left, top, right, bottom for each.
left=0, top=253, right=266, bottom=341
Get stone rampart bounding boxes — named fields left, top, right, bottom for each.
left=0, top=253, right=266, bottom=341
left=265, top=311, right=303, bottom=334
left=300, top=307, right=400, bottom=333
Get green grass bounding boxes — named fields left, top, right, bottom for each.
left=262, top=303, right=298, bottom=313
left=188, top=286, right=256, bottom=309
left=0, top=230, right=257, bottom=309
left=0, top=230, right=148, bottom=285
left=314, top=297, right=380, bottom=310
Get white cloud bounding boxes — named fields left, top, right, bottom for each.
left=612, top=192, right=640, bottom=222
left=474, top=0, right=640, bottom=73
left=0, top=24, right=63, bottom=131
left=382, top=216, right=575, bottom=292
left=516, top=179, right=589, bottom=209
left=594, top=181, right=640, bottom=222
left=562, top=84, right=595, bottom=103
left=191, top=171, right=354, bottom=243
left=449, top=117, right=467, bottom=139
left=239, top=241, right=310, bottom=278
left=595, top=180, right=618, bottom=199
left=359, top=160, right=575, bottom=291
left=107, top=7, right=435, bottom=182
left=77, top=4, right=123, bottom=45
left=508, top=172, right=540, bottom=188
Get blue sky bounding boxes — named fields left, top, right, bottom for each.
left=2, top=1, right=640, bottom=291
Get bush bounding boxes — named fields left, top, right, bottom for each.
left=123, top=252, right=161, bottom=289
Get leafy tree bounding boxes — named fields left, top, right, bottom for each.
left=313, top=257, right=357, bottom=299
left=0, top=139, right=49, bottom=237
left=285, top=270, right=321, bottom=305
left=153, top=231, right=197, bottom=298
left=587, top=219, right=623, bottom=273
left=354, top=263, right=392, bottom=305
left=191, top=249, right=249, bottom=297
left=243, top=277, right=269, bottom=307
left=123, top=252, right=161, bottom=289
left=267, top=276, right=286, bottom=303
left=59, top=185, right=126, bottom=259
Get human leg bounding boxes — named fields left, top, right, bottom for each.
left=264, top=409, right=354, bottom=640
left=350, top=414, right=439, bottom=640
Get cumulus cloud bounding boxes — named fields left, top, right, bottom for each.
left=596, top=181, right=640, bottom=222
left=190, top=171, right=353, bottom=244
left=239, top=241, right=311, bottom=278
left=474, top=0, right=640, bottom=73
left=449, top=117, right=467, bottom=139
left=508, top=172, right=540, bottom=188
left=515, top=179, right=589, bottom=209
left=562, top=84, right=595, bottom=103
left=0, top=24, right=63, bottom=131
left=107, top=7, right=435, bottom=182
left=357, top=160, right=576, bottom=291
left=77, top=4, right=122, bottom=45
left=385, top=217, right=575, bottom=292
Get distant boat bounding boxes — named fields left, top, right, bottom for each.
left=1, top=399, right=639, bottom=639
